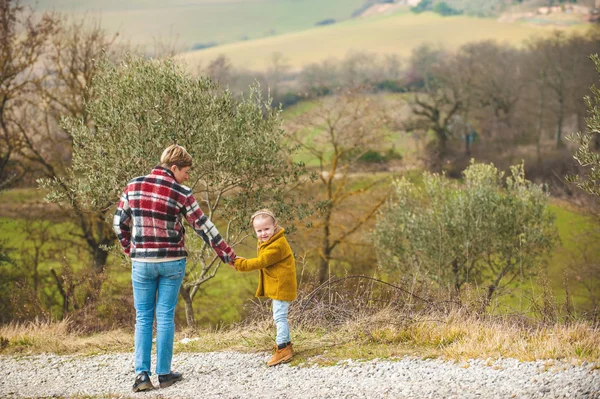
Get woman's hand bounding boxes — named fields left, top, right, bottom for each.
left=229, top=256, right=245, bottom=270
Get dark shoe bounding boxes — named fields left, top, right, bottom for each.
left=132, top=371, right=154, bottom=392
left=158, top=371, right=183, bottom=389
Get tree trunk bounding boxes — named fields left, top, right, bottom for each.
left=92, top=246, right=109, bottom=273
left=556, top=96, right=565, bottom=149
left=483, top=263, right=511, bottom=310
left=318, top=229, right=332, bottom=284
left=180, top=285, right=196, bottom=328
left=536, top=86, right=546, bottom=168
left=318, top=208, right=333, bottom=284
left=51, top=268, right=70, bottom=318
left=452, top=259, right=461, bottom=296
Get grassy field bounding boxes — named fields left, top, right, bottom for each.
left=24, top=0, right=365, bottom=48
left=179, top=11, right=588, bottom=71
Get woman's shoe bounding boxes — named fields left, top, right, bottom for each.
left=158, top=371, right=183, bottom=388
left=132, top=371, right=154, bottom=392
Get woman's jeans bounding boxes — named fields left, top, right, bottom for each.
left=132, top=258, right=186, bottom=375
left=272, top=300, right=291, bottom=346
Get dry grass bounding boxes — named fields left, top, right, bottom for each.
left=0, top=318, right=132, bottom=355
left=2, top=310, right=599, bottom=366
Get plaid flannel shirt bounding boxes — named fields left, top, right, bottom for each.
left=113, top=166, right=236, bottom=263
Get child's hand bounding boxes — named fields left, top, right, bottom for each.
left=230, top=257, right=245, bottom=271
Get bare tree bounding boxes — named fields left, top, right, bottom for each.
left=23, top=16, right=123, bottom=276
left=0, top=0, right=57, bottom=189
left=204, top=55, right=233, bottom=86
left=266, top=52, right=291, bottom=102
left=287, top=88, right=390, bottom=283
left=534, top=32, right=577, bottom=149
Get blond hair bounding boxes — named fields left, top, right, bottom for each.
left=250, top=208, right=277, bottom=225
left=160, top=144, right=193, bottom=169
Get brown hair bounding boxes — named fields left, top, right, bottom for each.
left=160, top=144, right=193, bottom=169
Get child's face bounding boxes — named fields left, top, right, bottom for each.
left=253, top=216, right=277, bottom=242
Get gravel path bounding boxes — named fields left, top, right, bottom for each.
left=1, top=352, right=599, bottom=398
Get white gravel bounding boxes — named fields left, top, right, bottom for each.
left=1, top=352, right=599, bottom=398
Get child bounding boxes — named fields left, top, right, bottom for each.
left=234, top=209, right=297, bottom=366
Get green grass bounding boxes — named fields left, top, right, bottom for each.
left=495, top=202, right=599, bottom=314
left=24, top=0, right=366, bottom=48
left=0, top=188, right=45, bottom=203
left=180, top=12, right=588, bottom=71
left=547, top=203, right=598, bottom=298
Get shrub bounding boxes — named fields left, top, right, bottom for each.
left=372, top=161, right=557, bottom=308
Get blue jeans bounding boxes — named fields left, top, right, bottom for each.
left=132, top=258, right=186, bottom=375
left=272, top=300, right=291, bottom=345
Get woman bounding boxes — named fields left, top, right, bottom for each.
left=113, top=144, right=236, bottom=392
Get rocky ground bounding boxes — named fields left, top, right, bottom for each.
left=1, top=352, right=599, bottom=398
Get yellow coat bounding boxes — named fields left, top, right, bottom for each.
left=234, top=228, right=297, bottom=301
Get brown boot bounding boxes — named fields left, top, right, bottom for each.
left=267, top=343, right=294, bottom=367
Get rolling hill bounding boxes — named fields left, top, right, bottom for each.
left=22, top=0, right=366, bottom=48
left=178, top=10, right=587, bottom=71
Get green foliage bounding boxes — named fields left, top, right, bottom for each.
left=568, top=54, right=600, bottom=198
left=40, top=55, right=308, bottom=232
left=372, top=161, right=557, bottom=303
left=359, top=150, right=386, bottom=164
left=433, top=2, right=463, bottom=16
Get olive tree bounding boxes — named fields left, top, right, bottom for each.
left=40, top=55, right=308, bottom=326
left=373, top=161, right=557, bottom=308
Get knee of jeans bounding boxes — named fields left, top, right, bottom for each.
left=155, top=319, right=175, bottom=330
left=274, top=315, right=289, bottom=324
left=135, top=315, right=154, bottom=327
left=156, top=309, right=176, bottom=322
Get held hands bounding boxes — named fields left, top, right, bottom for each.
left=228, top=256, right=245, bottom=270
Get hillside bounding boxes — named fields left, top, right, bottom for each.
left=22, top=0, right=366, bottom=48
left=178, top=11, right=587, bottom=71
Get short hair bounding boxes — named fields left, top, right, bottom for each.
left=250, top=208, right=277, bottom=225
left=160, top=144, right=193, bottom=168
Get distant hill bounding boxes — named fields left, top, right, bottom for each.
left=178, top=11, right=587, bottom=71
left=398, top=0, right=598, bottom=17
left=22, top=0, right=366, bottom=48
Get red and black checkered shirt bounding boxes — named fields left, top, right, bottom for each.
left=113, top=166, right=236, bottom=263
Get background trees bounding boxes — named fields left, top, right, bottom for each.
left=287, top=88, right=390, bottom=283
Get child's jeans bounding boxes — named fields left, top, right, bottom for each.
left=272, top=300, right=291, bottom=345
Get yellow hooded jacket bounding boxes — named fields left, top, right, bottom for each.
left=234, top=228, right=297, bottom=301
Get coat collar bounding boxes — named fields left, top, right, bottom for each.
left=151, top=165, right=175, bottom=180
left=259, top=227, right=285, bottom=248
